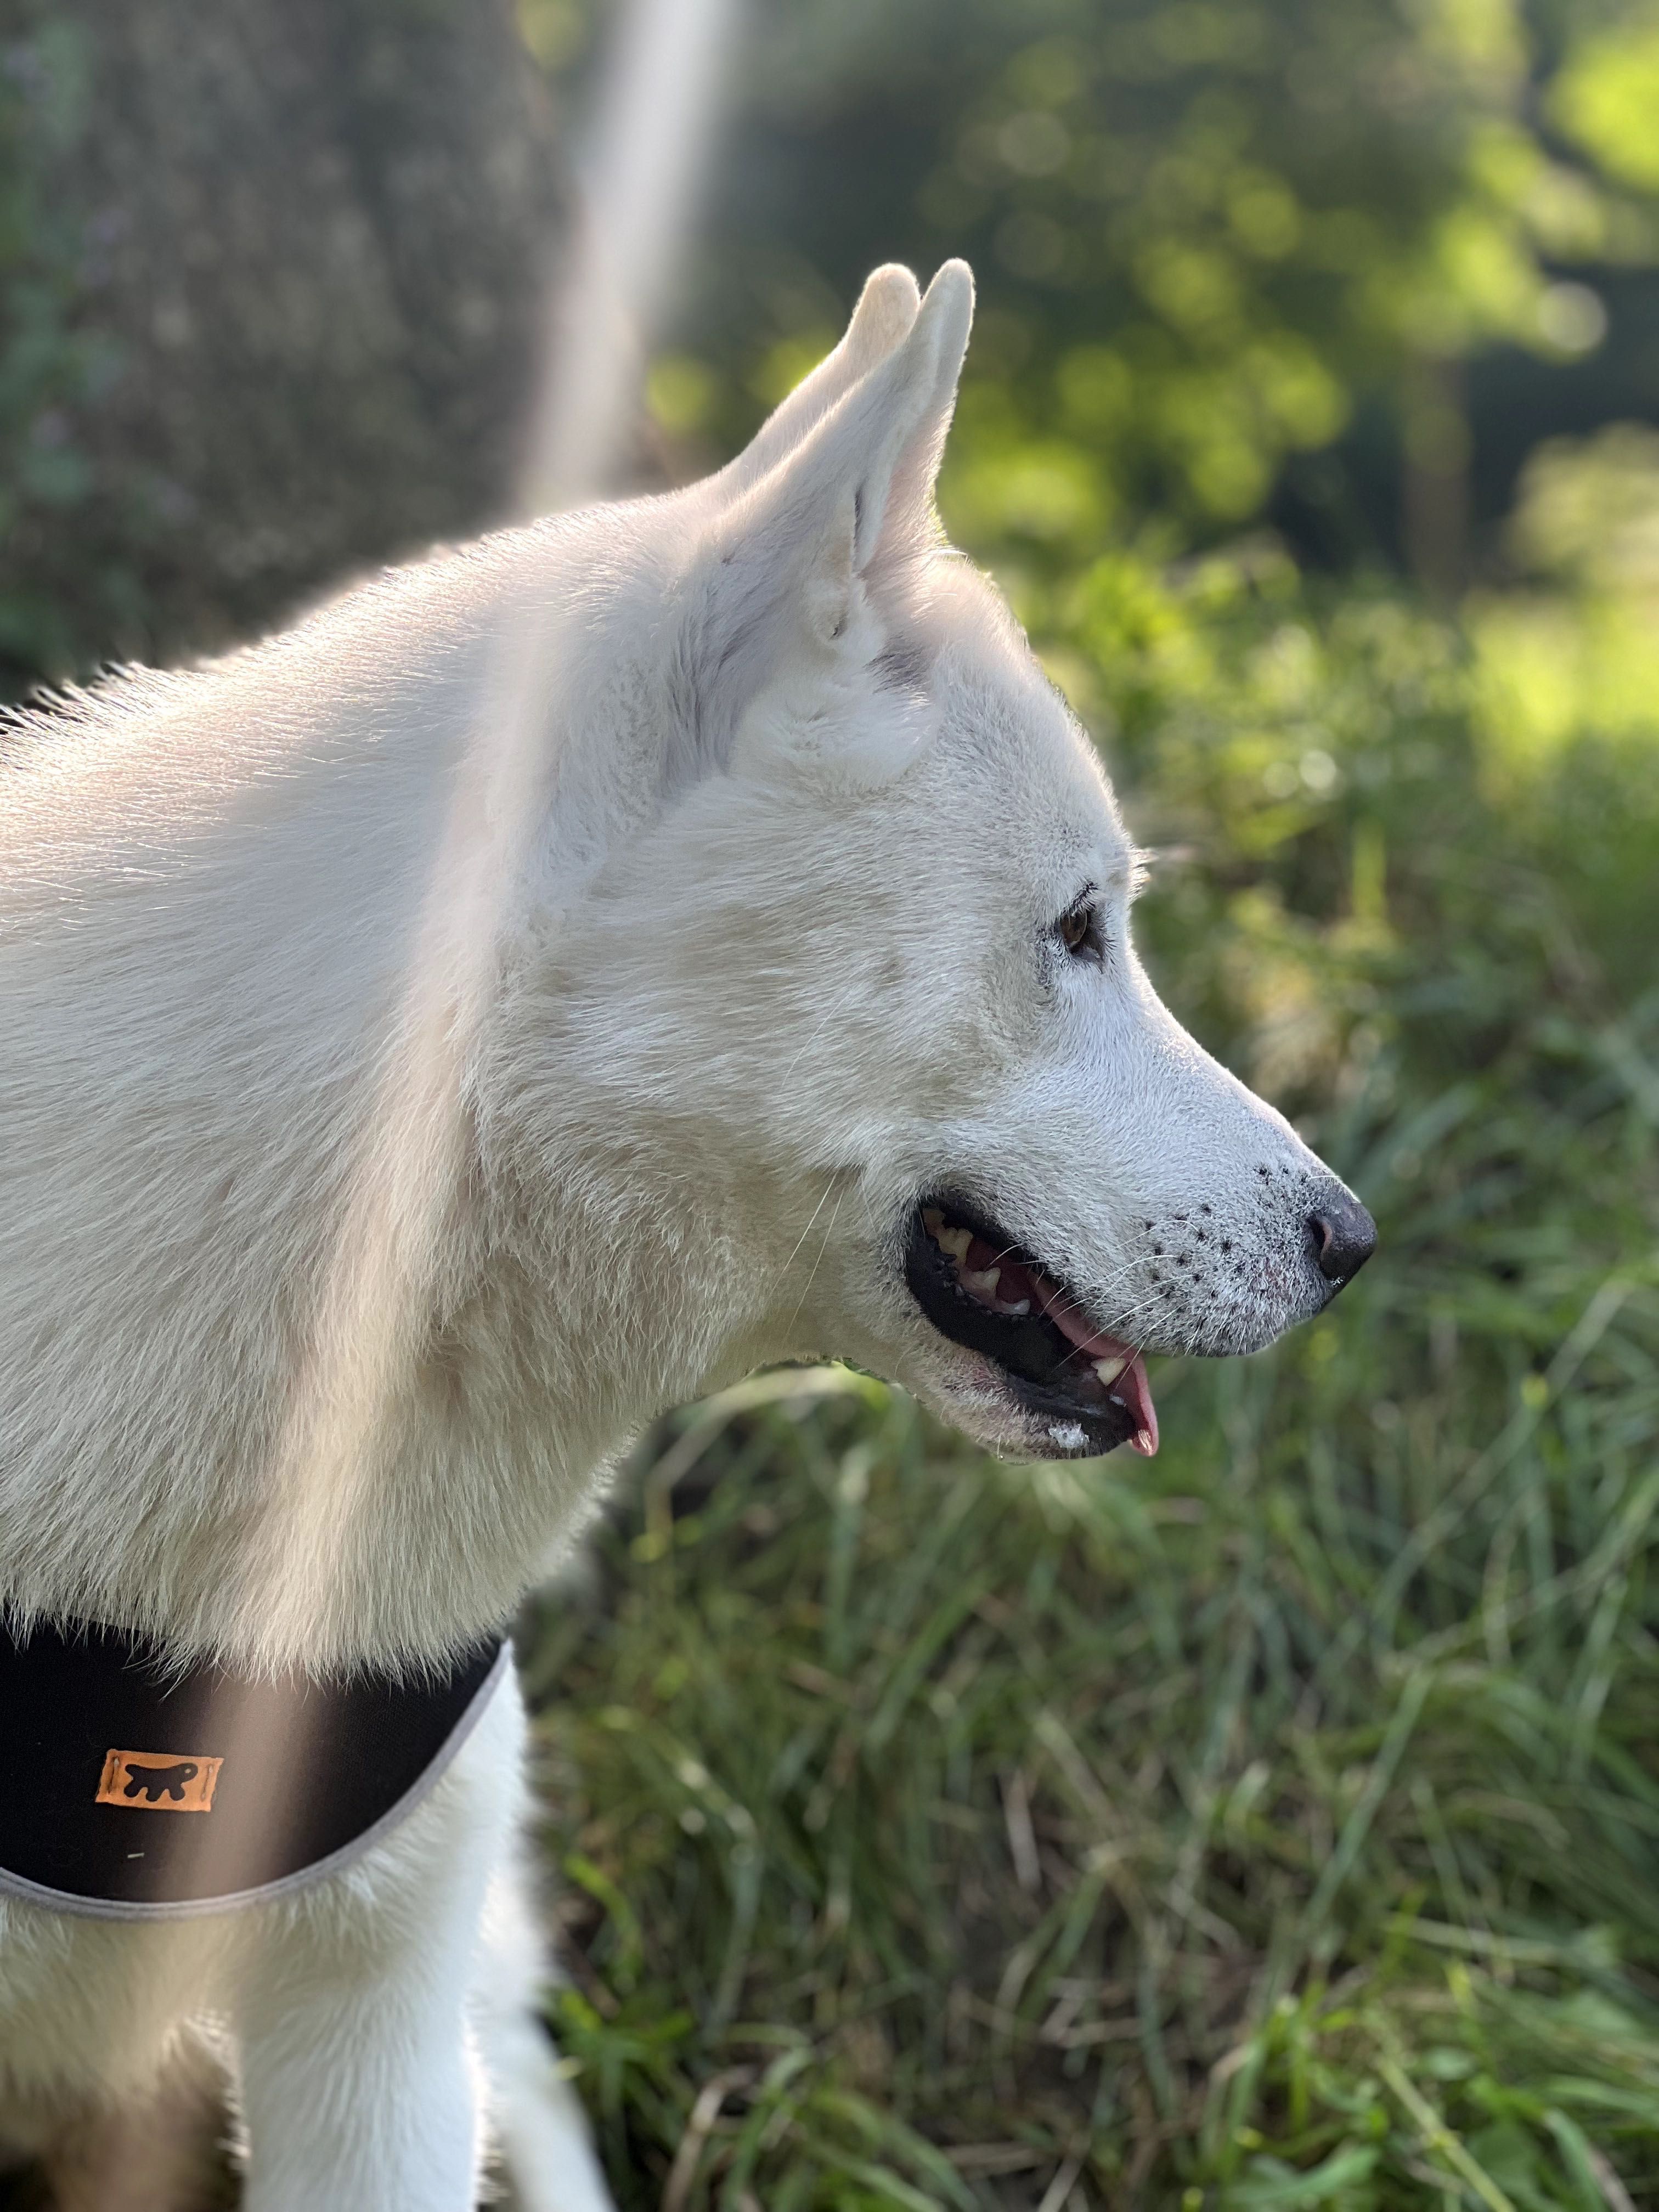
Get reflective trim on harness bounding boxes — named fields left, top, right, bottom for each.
left=0, top=1619, right=509, bottom=1921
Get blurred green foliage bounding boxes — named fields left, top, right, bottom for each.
left=569, top=0, right=1659, bottom=572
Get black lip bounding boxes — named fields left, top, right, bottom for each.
left=902, top=1196, right=1136, bottom=1455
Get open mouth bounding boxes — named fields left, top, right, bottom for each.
left=903, top=1197, right=1158, bottom=1458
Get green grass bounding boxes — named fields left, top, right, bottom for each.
left=528, top=554, right=1659, bottom=2210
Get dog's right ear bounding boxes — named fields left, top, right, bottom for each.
left=711, top=264, right=921, bottom=499
left=682, top=262, right=974, bottom=771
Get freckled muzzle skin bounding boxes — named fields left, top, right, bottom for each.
left=1131, top=1157, right=1376, bottom=1358
left=883, top=1150, right=1374, bottom=1460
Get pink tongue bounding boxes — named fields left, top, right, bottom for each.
left=1113, top=1355, right=1160, bottom=1458
left=1030, top=1279, right=1160, bottom=1457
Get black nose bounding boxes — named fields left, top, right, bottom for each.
left=1307, top=1192, right=1376, bottom=1289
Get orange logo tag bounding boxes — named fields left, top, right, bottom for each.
left=96, top=1750, right=222, bottom=1813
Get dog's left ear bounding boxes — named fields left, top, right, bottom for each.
left=710, top=263, right=922, bottom=502
left=687, top=262, right=974, bottom=764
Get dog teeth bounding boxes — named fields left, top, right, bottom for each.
left=963, top=1267, right=1000, bottom=1297
left=936, top=1226, right=972, bottom=1261
left=1001, top=1298, right=1031, bottom=1315
left=922, top=1208, right=945, bottom=1238
left=1093, top=1353, right=1127, bottom=1386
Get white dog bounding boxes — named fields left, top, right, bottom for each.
left=0, top=261, right=1372, bottom=2208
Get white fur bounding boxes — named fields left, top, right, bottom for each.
left=0, top=261, right=1364, bottom=2202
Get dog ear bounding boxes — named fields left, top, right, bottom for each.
left=683, top=262, right=974, bottom=768
left=711, top=264, right=921, bottom=499
left=743, top=257, right=973, bottom=598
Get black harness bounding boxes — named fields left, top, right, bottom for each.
left=0, top=1618, right=507, bottom=1919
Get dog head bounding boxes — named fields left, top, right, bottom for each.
left=516, top=262, right=1374, bottom=1461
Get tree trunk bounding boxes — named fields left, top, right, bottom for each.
left=0, top=0, right=565, bottom=695
left=1401, top=351, right=1470, bottom=602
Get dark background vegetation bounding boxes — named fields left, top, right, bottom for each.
left=3, top=0, right=1658, bottom=2207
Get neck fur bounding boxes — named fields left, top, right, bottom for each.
left=0, top=518, right=747, bottom=1673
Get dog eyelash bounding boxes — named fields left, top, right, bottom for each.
left=1053, top=895, right=1105, bottom=966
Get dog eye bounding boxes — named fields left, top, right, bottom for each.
left=1055, top=898, right=1104, bottom=965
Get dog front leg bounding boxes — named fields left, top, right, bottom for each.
left=231, top=1663, right=527, bottom=2209
left=233, top=1740, right=511, bottom=2212
left=236, top=1949, right=484, bottom=2212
